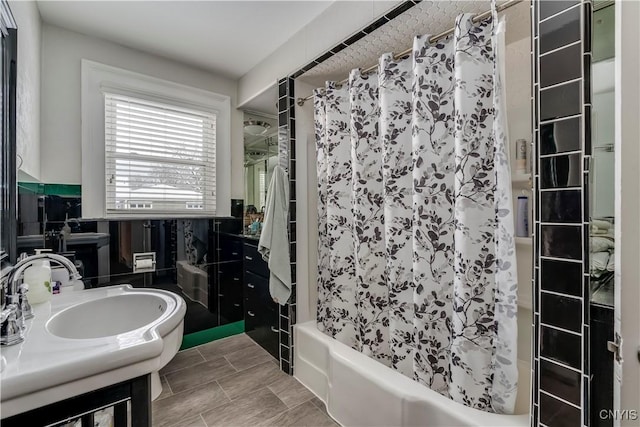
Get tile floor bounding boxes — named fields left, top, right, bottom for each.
left=153, top=333, right=338, bottom=427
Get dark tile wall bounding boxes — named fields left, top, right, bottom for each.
left=277, top=77, right=296, bottom=375
left=533, top=1, right=591, bottom=426
left=16, top=189, right=243, bottom=335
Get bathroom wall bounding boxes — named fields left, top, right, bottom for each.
left=39, top=23, right=244, bottom=201
left=9, top=0, right=41, bottom=181
left=238, top=0, right=402, bottom=106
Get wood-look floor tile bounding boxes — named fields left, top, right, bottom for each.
left=155, top=375, right=172, bottom=401
left=200, top=387, right=288, bottom=427
left=165, top=356, right=236, bottom=394
left=197, top=333, right=257, bottom=360
left=225, top=344, right=276, bottom=371
left=160, top=348, right=205, bottom=376
left=217, top=361, right=287, bottom=399
left=267, top=375, right=315, bottom=408
left=259, top=401, right=338, bottom=427
left=151, top=381, right=229, bottom=427
left=158, top=414, right=207, bottom=427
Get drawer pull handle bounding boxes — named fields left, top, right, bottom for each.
left=232, top=252, right=239, bottom=256
left=245, top=256, right=253, bottom=261
left=218, top=293, right=224, bottom=297
left=271, top=326, right=279, bottom=333
left=234, top=303, right=240, bottom=307
left=233, top=277, right=240, bottom=281
left=247, top=283, right=255, bottom=289
left=247, top=311, right=255, bottom=317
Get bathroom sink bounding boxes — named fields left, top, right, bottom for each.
left=46, top=294, right=168, bottom=339
left=1, top=285, right=186, bottom=418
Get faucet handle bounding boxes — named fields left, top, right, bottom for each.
left=0, top=304, right=24, bottom=346
left=18, top=284, right=33, bottom=320
left=0, top=303, right=16, bottom=324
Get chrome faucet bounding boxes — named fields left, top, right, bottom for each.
left=0, top=253, right=83, bottom=346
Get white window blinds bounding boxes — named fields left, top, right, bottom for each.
left=104, top=93, right=216, bottom=215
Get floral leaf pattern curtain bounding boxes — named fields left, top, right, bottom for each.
left=314, top=12, right=518, bottom=414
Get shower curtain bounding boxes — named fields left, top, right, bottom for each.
left=314, top=10, right=518, bottom=414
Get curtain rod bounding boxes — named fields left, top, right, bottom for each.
left=296, top=0, right=523, bottom=106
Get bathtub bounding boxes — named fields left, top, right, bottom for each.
left=294, top=321, right=530, bottom=426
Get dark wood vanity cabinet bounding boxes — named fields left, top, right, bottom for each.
left=209, top=219, right=244, bottom=325
left=243, top=240, right=279, bottom=359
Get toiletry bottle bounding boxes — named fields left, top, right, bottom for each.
left=516, top=196, right=529, bottom=238
left=24, top=260, right=53, bottom=304
left=515, top=139, right=527, bottom=174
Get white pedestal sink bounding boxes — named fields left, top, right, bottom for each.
left=0, top=285, right=186, bottom=418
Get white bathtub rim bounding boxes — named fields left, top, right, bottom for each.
left=294, top=320, right=529, bottom=427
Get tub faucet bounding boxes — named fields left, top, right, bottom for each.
left=0, top=253, right=83, bottom=346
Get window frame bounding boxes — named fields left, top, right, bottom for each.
left=81, top=60, right=231, bottom=219
left=103, top=92, right=217, bottom=216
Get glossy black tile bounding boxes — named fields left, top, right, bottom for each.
left=539, top=5, right=581, bottom=54
left=541, top=292, right=582, bottom=332
left=279, top=330, right=289, bottom=347
left=384, top=1, right=416, bottom=21
left=583, top=56, right=591, bottom=106
left=541, top=225, right=582, bottom=260
left=534, top=359, right=540, bottom=405
left=540, top=43, right=582, bottom=88
left=541, top=326, right=582, bottom=370
left=541, top=190, right=582, bottom=223
left=540, top=80, right=582, bottom=121
left=538, top=1, right=580, bottom=21
left=541, top=259, right=582, bottom=297
left=540, top=392, right=581, bottom=427
left=541, top=153, right=582, bottom=188
left=343, top=31, right=367, bottom=48
left=280, top=344, right=290, bottom=362
left=584, top=105, right=592, bottom=154
left=583, top=1, right=592, bottom=54
left=540, top=359, right=581, bottom=405
left=540, top=117, right=582, bottom=155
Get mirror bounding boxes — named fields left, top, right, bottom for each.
left=589, top=2, right=615, bottom=425
left=589, top=3, right=614, bottom=307
left=243, top=111, right=277, bottom=237
left=0, top=7, right=17, bottom=264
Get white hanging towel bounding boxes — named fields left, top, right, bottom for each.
left=258, top=165, right=292, bottom=305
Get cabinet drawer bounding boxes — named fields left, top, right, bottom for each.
left=217, top=262, right=243, bottom=324
left=243, top=243, right=269, bottom=277
left=245, top=303, right=279, bottom=359
left=218, top=237, right=243, bottom=262
left=243, top=270, right=269, bottom=302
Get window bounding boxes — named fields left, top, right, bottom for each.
left=104, top=93, right=216, bottom=215
left=82, top=60, right=230, bottom=218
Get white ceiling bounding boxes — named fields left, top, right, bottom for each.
left=36, top=1, right=334, bottom=79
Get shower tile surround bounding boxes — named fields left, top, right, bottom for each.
left=532, top=1, right=592, bottom=427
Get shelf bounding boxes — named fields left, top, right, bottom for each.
left=515, top=237, right=532, bottom=246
